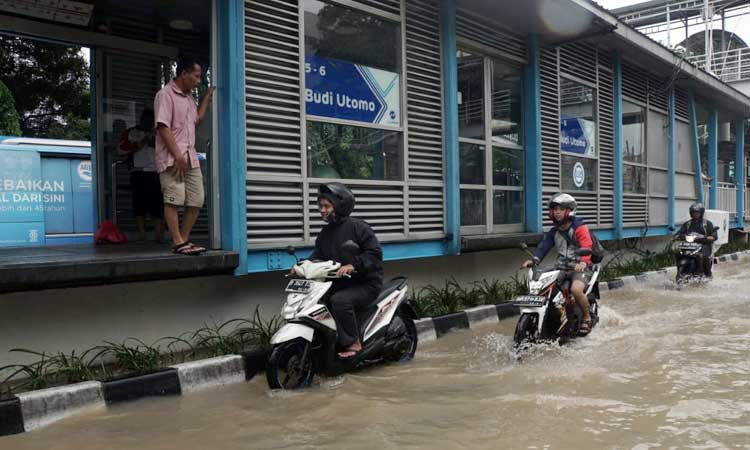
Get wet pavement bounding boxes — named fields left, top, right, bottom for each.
left=2, top=264, right=750, bottom=449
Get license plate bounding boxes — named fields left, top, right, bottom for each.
left=286, top=279, right=313, bottom=293
left=514, top=295, right=546, bottom=307
left=678, top=242, right=701, bottom=251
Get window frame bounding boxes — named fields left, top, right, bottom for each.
left=302, top=0, right=406, bottom=184
left=622, top=97, right=648, bottom=195
left=458, top=45, right=525, bottom=235
left=558, top=75, right=599, bottom=193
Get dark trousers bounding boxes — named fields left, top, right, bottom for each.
left=328, top=282, right=380, bottom=347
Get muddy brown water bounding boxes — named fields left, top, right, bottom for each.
left=3, top=264, right=750, bottom=449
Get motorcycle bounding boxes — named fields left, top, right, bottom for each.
left=673, top=232, right=712, bottom=284
left=266, top=242, right=419, bottom=390
left=512, top=244, right=601, bottom=346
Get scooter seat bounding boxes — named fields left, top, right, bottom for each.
left=374, top=277, right=408, bottom=303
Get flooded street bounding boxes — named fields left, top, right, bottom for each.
left=3, top=264, right=750, bottom=449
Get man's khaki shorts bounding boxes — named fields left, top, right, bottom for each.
left=160, top=166, right=204, bottom=208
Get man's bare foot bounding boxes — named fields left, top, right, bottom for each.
left=338, top=341, right=362, bottom=359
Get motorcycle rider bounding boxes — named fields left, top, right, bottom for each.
left=522, top=193, right=594, bottom=336
left=674, top=202, right=717, bottom=278
left=307, top=182, right=384, bottom=359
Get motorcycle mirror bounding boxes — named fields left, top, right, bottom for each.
left=576, top=248, right=592, bottom=257
left=341, top=240, right=361, bottom=254
left=519, top=242, right=528, bottom=250
left=286, top=246, right=300, bottom=264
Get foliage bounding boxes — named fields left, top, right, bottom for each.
left=410, top=276, right=526, bottom=318
left=0, top=35, right=90, bottom=140
left=0, top=80, right=21, bottom=136
left=0, top=307, right=282, bottom=399
left=715, top=240, right=750, bottom=257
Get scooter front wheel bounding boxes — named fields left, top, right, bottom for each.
left=513, top=313, right=537, bottom=345
left=266, top=338, right=314, bottom=390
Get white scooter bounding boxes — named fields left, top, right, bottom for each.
left=513, top=244, right=601, bottom=346
left=266, top=242, right=418, bottom=390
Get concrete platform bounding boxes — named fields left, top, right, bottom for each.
left=0, top=243, right=239, bottom=293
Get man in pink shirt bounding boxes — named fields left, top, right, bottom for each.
left=154, top=55, right=214, bottom=255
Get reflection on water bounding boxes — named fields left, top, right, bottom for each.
left=3, top=265, right=750, bottom=449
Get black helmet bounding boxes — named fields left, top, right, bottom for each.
left=318, top=182, right=355, bottom=222
left=548, top=193, right=577, bottom=223
left=689, top=202, right=705, bottom=219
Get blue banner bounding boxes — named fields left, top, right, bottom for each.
left=305, top=55, right=400, bottom=127
left=71, top=159, right=94, bottom=233
left=560, top=116, right=596, bottom=156
left=0, top=150, right=44, bottom=223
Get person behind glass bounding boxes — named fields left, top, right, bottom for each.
left=306, top=183, right=384, bottom=359
left=118, top=109, right=163, bottom=242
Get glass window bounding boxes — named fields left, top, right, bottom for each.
left=307, top=121, right=401, bottom=180
left=561, top=155, right=596, bottom=191
left=491, top=60, right=522, bottom=146
left=304, top=0, right=400, bottom=72
left=457, top=50, right=484, bottom=140
left=493, top=190, right=523, bottom=225
left=492, top=147, right=523, bottom=187
left=623, top=101, right=645, bottom=164
left=459, top=143, right=485, bottom=185
left=560, top=78, right=596, bottom=157
left=624, top=165, right=647, bottom=194
left=460, top=189, right=485, bottom=226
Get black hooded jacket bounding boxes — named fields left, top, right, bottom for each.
left=309, top=217, right=384, bottom=289
left=676, top=218, right=718, bottom=257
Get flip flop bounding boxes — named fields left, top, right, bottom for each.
left=172, top=242, right=196, bottom=255
left=337, top=350, right=360, bottom=359
left=184, top=242, right=207, bottom=254
left=578, top=319, right=592, bottom=336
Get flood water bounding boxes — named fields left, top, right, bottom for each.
left=3, top=264, right=750, bottom=449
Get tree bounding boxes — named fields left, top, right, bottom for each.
left=0, top=35, right=90, bottom=140
left=0, top=80, right=21, bottom=136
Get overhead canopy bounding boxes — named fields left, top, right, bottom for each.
left=457, top=0, right=618, bottom=44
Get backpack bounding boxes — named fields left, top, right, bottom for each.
left=559, top=225, right=605, bottom=264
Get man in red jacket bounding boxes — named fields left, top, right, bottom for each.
left=523, top=193, right=594, bottom=335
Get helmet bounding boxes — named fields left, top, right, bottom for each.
left=317, top=182, right=355, bottom=222
left=548, top=193, right=577, bottom=223
left=689, top=202, right=705, bottom=219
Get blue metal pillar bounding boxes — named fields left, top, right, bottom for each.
left=441, top=0, right=460, bottom=255
left=613, top=53, right=624, bottom=238
left=688, top=91, right=704, bottom=204
left=708, top=109, right=718, bottom=209
left=736, top=119, right=746, bottom=225
left=668, top=89, right=676, bottom=229
left=217, top=0, right=248, bottom=274
left=523, top=34, right=542, bottom=233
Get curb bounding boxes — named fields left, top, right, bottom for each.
left=2, top=250, right=747, bottom=437
left=171, top=355, right=245, bottom=394
left=16, top=381, right=104, bottom=431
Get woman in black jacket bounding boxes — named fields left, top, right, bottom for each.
left=308, top=183, right=383, bottom=359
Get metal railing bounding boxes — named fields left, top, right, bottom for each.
left=687, top=47, right=750, bottom=83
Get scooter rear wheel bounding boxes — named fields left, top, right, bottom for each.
left=396, top=313, right=418, bottom=362
left=266, top=338, right=314, bottom=390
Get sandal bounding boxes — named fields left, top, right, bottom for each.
left=578, top=319, right=592, bottom=336
left=172, top=242, right=202, bottom=256
left=184, top=242, right=207, bottom=254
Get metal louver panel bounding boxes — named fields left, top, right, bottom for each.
left=247, top=182, right=304, bottom=245
left=351, top=0, right=401, bottom=15
left=244, top=0, right=302, bottom=178
left=599, top=63, right=615, bottom=193
left=575, top=192, right=598, bottom=227
left=540, top=48, right=560, bottom=189
left=599, top=193, right=614, bottom=228
left=309, top=185, right=406, bottom=241
left=408, top=186, right=444, bottom=235
left=456, top=9, right=526, bottom=63
left=623, top=195, right=648, bottom=226
left=675, top=86, right=689, bottom=122
left=648, top=74, right=669, bottom=112
left=559, top=43, right=596, bottom=85
left=622, top=63, right=648, bottom=104
left=108, top=15, right=158, bottom=42
left=406, top=0, right=443, bottom=183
